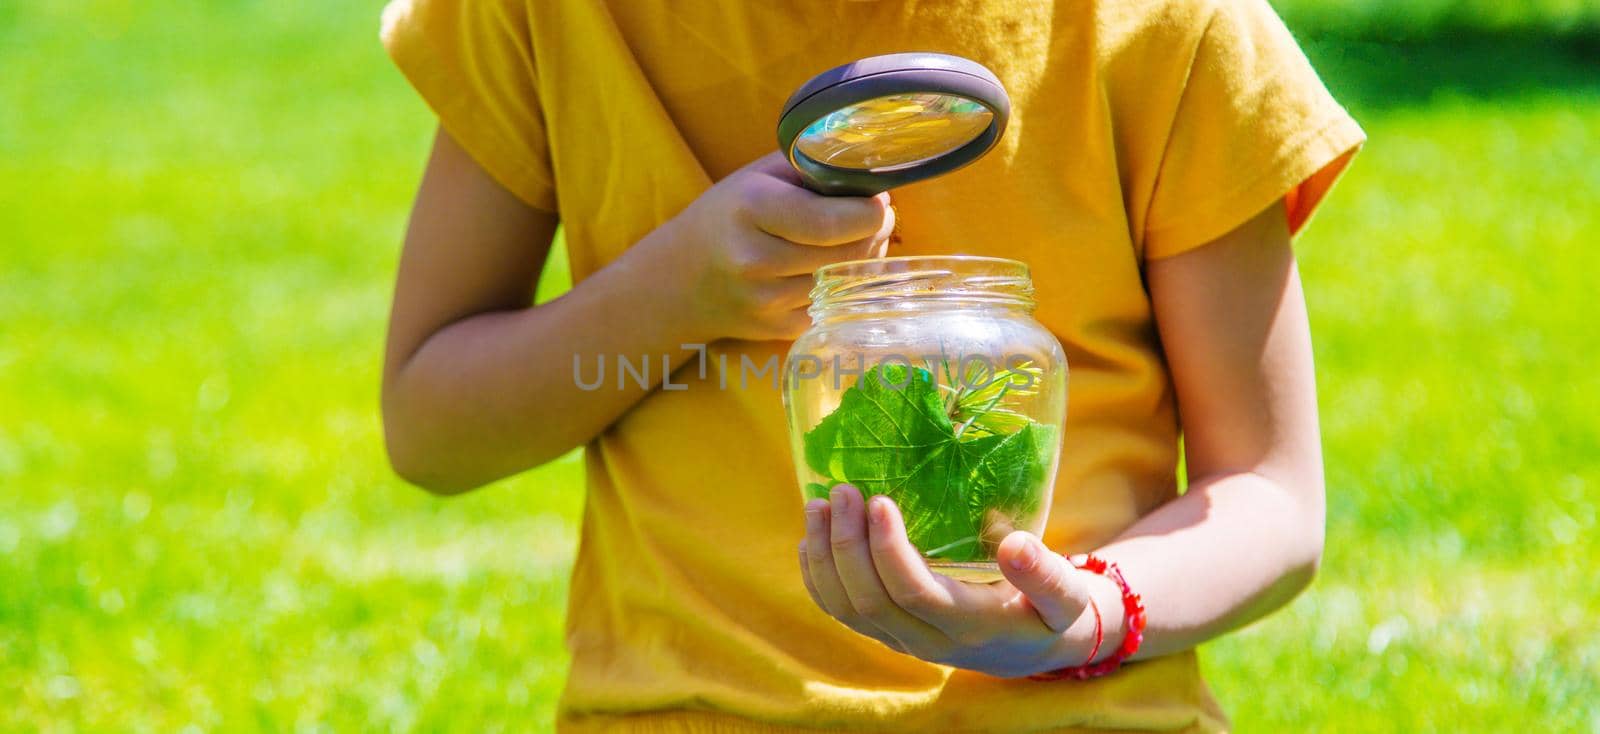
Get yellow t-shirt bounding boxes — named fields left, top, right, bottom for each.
left=381, top=1, right=1364, bottom=731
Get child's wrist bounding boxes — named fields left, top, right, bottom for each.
left=630, top=221, right=720, bottom=345
left=1082, top=571, right=1127, bottom=663
left=1059, top=569, right=1126, bottom=666
left=1033, top=554, right=1146, bottom=680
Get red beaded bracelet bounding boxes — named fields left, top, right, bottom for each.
left=1079, top=598, right=1104, bottom=665
left=1029, top=553, right=1146, bottom=681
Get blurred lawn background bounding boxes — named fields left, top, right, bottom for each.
left=2, top=0, right=1597, bottom=731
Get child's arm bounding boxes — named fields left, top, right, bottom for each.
left=382, top=128, right=893, bottom=493
left=798, top=200, right=1325, bottom=677
left=1089, top=198, right=1323, bottom=658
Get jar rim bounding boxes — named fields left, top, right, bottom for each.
left=814, top=255, right=1028, bottom=281
left=810, top=255, right=1035, bottom=317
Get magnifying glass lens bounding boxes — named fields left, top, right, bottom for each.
left=795, top=92, right=994, bottom=172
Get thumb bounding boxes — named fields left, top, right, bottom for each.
left=998, top=531, right=1090, bottom=632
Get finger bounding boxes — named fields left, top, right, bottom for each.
left=737, top=152, right=895, bottom=250
left=803, top=498, right=883, bottom=638
left=874, top=198, right=896, bottom=244
left=754, top=274, right=816, bottom=309
left=801, top=538, right=895, bottom=649
left=744, top=178, right=891, bottom=246
left=828, top=486, right=949, bottom=650
left=864, top=495, right=962, bottom=626
left=798, top=541, right=825, bottom=608
left=741, top=149, right=804, bottom=181
left=867, top=235, right=891, bottom=260
left=997, top=531, right=1091, bottom=632
left=751, top=305, right=812, bottom=342
left=770, top=232, right=888, bottom=276
left=778, top=307, right=813, bottom=339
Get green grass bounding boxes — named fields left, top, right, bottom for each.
left=1205, top=64, right=1600, bottom=730
left=1271, top=0, right=1600, bottom=38
left=2, top=1, right=1597, bottom=731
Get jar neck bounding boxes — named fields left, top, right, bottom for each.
left=808, top=256, right=1036, bottom=323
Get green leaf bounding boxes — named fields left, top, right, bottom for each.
left=803, top=364, right=974, bottom=557
left=802, top=363, right=1054, bottom=563
left=963, top=422, right=1056, bottom=523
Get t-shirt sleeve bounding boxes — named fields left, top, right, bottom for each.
left=1142, top=0, right=1365, bottom=259
left=380, top=0, right=558, bottom=212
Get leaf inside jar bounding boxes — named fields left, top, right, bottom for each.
left=801, top=363, right=1055, bottom=562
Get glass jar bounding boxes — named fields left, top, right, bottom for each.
left=783, top=256, right=1067, bottom=583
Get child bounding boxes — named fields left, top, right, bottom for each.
left=378, top=0, right=1362, bottom=731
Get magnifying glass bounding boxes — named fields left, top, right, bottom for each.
left=778, top=52, right=1010, bottom=197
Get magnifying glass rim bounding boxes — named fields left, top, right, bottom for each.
left=778, top=52, right=1006, bottom=125
left=777, top=53, right=1011, bottom=197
